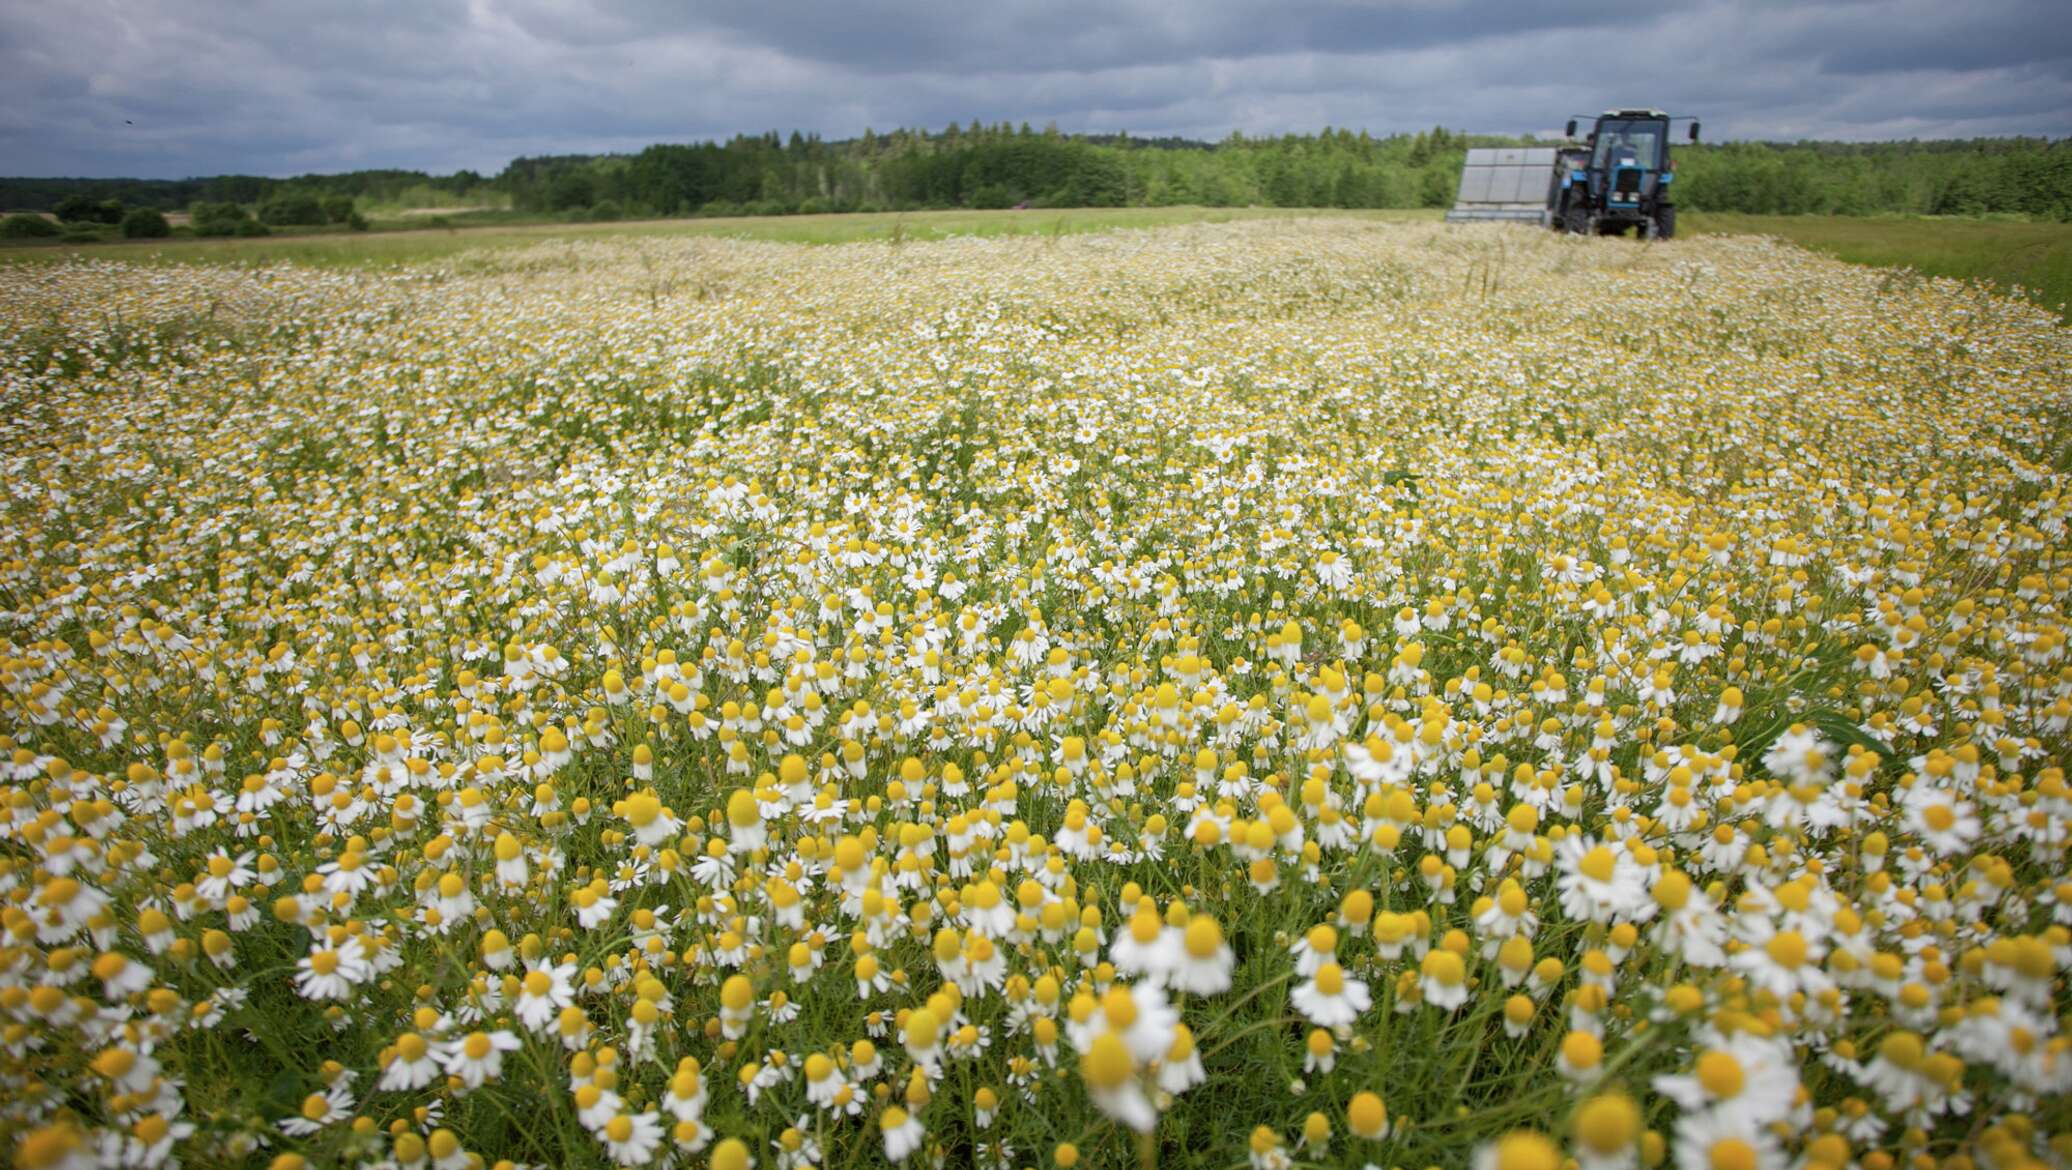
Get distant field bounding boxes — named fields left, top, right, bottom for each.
left=1683, top=212, right=2072, bottom=322
left=4, top=206, right=2066, bottom=322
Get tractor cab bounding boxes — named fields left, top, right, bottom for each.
left=1555, top=108, right=1699, bottom=238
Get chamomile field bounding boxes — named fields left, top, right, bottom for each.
left=1, top=219, right=2069, bottom=1170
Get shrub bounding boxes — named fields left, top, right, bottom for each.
left=232, top=218, right=272, bottom=237
left=321, top=195, right=357, bottom=224
left=190, top=202, right=251, bottom=237
left=259, top=192, right=327, bottom=227
left=121, top=208, right=171, bottom=239
left=0, top=213, right=61, bottom=239
left=587, top=200, right=623, bottom=222
left=54, top=195, right=126, bottom=224
left=969, top=184, right=1014, bottom=210
left=347, top=211, right=370, bottom=232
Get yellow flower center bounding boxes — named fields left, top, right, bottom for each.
left=1695, top=1050, right=1745, bottom=1098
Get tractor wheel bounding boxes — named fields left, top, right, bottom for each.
left=1563, top=204, right=1591, bottom=236
left=1654, top=205, right=1676, bottom=240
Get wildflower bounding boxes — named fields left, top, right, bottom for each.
left=442, top=1029, right=520, bottom=1089
left=710, top=1137, right=753, bottom=1170
left=1420, top=949, right=1470, bottom=1011
left=514, top=960, right=577, bottom=1031
left=1474, top=1130, right=1561, bottom=1170
left=593, top=1111, right=662, bottom=1166
left=1670, top=1112, right=1783, bottom=1170
left=1080, top=1031, right=1156, bottom=1132
left=727, top=789, right=767, bottom=854
left=1159, top=1023, right=1207, bottom=1094
left=880, top=1106, right=925, bottom=1162
left=1557, top=841, right=1648, bottom=923
left=1291, top=961, right=1369, bottom=1028
left=294, top=935, right=373, bottom=1000
left=1557, top=1030, right=1604, bottom=1082
left=381, top=1032, right=442, bottom=1091
left=1571, top=1091, right=1641, bottom=1170
left=1346, top=1090, right=1389, bottom=1140
left=1169, top=914, right=1234, bottom=995
left=1653, top=1034, right=1797, bottom=1128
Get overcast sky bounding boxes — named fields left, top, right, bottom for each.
left=4, top=0, right=2067, bottom=178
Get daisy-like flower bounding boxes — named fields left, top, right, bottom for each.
left=1071, top=983, right=1180, bottom=1064
left=961, top=879, right=1018, bottom=938
left=1158, top=1024, right=1207, bottom=1094
left=441, top=1029, right=520, bottom=1089
left=1761, top=725, right=1833, bottom=787
left=1641, top=869, right=1727, bottom=968
left=1109, top=903, right=1180, bottom=982
left=1670, top=1110, right=1785, bottom=1170
left=1902, top=783, right=1979, bottom=855
left=726, top=789, right=768, bottom=854
left=1652, top=1033, right=1798, bottom=1128
left=1346, top=1090, right=1390, bottom=1141
left=1420, top=949, right=1470, bottom=1011
left=1556, top=840, right=1648, bottom=923
left=1570, top=1092, right=1640, bottom=1170
left=1079, top=1030, right=1156, bottom=1133
left=879, top=1105, right=925, bottom=1163
left=1291, top=961, right=1369, bottom=1028
left=514, top=960, right=577, bottom=1031
left=571, top=879, right=618, bottom=929
left=1728, top=924, right=1831, bottom=1004
left=90, top=951, right=152, bottom=998
left=381, top=1031, right=443, bottom=1091
left=294, top=935, right=374, bottom=1001
left=599, top=1111, right=663, bottom=1167
left=663, top=1057, right=708, bottom=1120
left=279, top=1084, right=354, bottom=1136
left=1169, top=914, right=1233, bottom=995
left=1289, top=923, right=1339, bottom=976
left=10, top=1123, right=98, bottom=1170
left=1472, top=1130, right=1561, bottom=1170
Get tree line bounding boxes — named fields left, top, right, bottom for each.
left=4, top=126, right=2067, bottom=220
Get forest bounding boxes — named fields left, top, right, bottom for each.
left=4, top=124, right=2067, bottom=220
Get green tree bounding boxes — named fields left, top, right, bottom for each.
left=0, top=212, right=61, bottom=238
left=120, top=207, right=171, bottom=238
left=259, top=191, right=327, bottom=226
left=189, top=202, right=250, bottom=236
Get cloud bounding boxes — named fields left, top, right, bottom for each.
left=0, top=0, right=2065, bottom=178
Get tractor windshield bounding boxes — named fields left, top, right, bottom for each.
left=1591, top=120, right=1665, bottom=170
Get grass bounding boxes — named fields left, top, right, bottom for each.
left=1683, top=212, right=2072, bottom=322
left=5, top=204, right=2066, bottom=323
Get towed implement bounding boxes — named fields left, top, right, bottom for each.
left=1446, top=108, right=1700, bottom=238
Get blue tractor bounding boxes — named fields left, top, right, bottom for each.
left=1553, top=109, right=1700, bottom=238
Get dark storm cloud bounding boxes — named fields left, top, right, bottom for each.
left=497, top=0, right=1634, bottom=74
left=1, top=0, right=2066, bottom=179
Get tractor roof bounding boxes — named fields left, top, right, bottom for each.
left=1602, top=108, right=1669, bottom=119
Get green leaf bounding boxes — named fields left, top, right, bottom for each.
left=1802, top=708, right=1894, bottom=761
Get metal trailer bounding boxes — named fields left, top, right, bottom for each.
left=1444, top=147, right=1562, bottom=226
